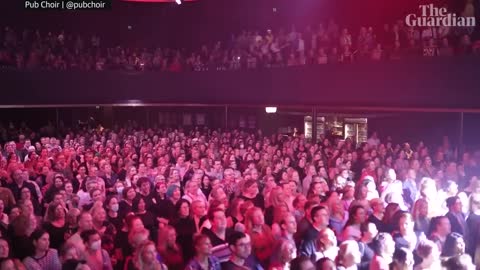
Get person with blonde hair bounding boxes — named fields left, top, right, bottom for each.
left=132, top=241, right=167, bottom=270
left=414, top=239, right=441, bottom=270
left=124, top=227, right=150, bottom=269
left=411, top=198, right=430, bottom=234
left=419, top=178, right=442, bottom=217
left=336, top=240, right=361, bottom=270
left=269, top=238, right=296, bottom=270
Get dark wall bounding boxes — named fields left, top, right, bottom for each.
left=2, top=56, right=480, bottom=109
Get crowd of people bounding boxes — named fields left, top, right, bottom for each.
left=0, top=122, right=476, bottom=270
left=0, top=13, right=479, bottom=72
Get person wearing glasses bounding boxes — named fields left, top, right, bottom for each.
left=221, top=231, right=251, bottom=270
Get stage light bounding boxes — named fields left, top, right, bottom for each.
left=175, top=0, right=181, bottom=4
left=265, top=107, right=277, bottom=113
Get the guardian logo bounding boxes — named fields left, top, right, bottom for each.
left=405, top=4, right=476, bottom=27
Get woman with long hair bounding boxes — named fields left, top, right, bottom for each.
left=382, top=203, right=400, bottom=233
left=22, top=229, right=61, bottom=270
left=105, top=195, right=122, bottom=232
left=132, top=197, right=156, bottom=237
left=132, top=241, right=166, bottom=270
left=411, top=199, right=430, bottom=235
left=265, top=187, right=289, bottom=226
left=268, top=239, right=296, bottom=270
left=440, top=232, right=466, bottom=258
left=42, top=202, right=68, bottom=250
left=171, top=199, right=196, bottom=261
left=157, top=225, right=183, bottom=270
left=340, top=205, right=367, bottom=242
left=119, top=187, right=136, bottom=220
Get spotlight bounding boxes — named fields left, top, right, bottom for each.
left=265, top=107, right=277, bottom=113
left=175, top=0, right=181, bottom=4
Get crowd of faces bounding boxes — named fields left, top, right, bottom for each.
left=0, top=126, right=477, bottom=270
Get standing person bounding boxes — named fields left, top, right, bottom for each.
left=22, top=229, right=62, bottom=270
left=81, top=229, right=113, bottom=270
left=185, top=234, right=221, bottom=270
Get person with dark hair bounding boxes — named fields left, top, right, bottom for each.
left=340, top=205, right=366, bottom=241
left=428, top=216, right=451, bottom=252
left=440, top=232, right=466, bottom=258
left=238, top=179, right=264, bottom=210
left=445, top=196, right=466, bottom=236
left=0, top=238, right=26, bottom=270
left=185, top=234, right=221, bottom=270
left=315, top=257, right=335, bottom=270
left=442, top=254, right=475, bottom=270
left=392, top=212, right=418, bottom=251
left=221, top=231, right=251, bottom=270
left=80, top=229, right=112, bottom=270
left=303, top=205, right=329, bottom=243
left=22, top=229, right=62, bottom=270
left=171, top=199, right=196, bottom=261
left=42, top=202, right=68, bottom=250
left=294, top=201, right=318, bottom=247
left=62, top=259, right=91, bottom=270
left=390, top=247, right=414, bottom=270
left=105, top=196, right=122, bottom=231
left=132, top=197, right=156, bottom=237
left=118, top=187, right=137, bottom=220
left=136, top=177, right=154, bottom=210
left=289, top=256, right=315, bottom=270
left=201, top=207, right=233, bottom=262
